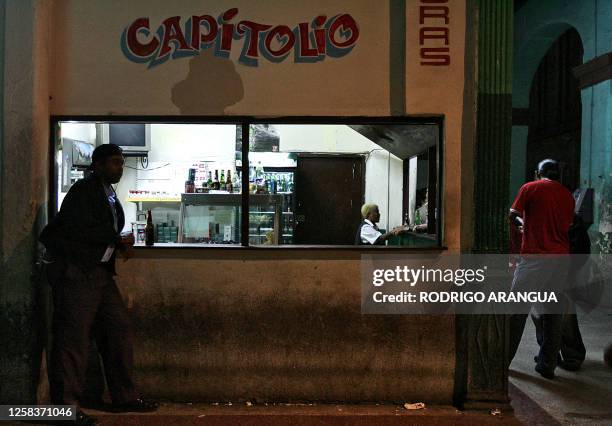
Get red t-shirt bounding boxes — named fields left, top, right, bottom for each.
left=510, top=179, right=575, bottom=254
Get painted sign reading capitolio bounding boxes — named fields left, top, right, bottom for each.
left=121, top=8, right=360, bottom=68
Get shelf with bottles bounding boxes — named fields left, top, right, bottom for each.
left=186, top=164, right=241, bottom=194
left=127, top=190, right=181, bottom=203
left=248, top=162, right=295, bottom=195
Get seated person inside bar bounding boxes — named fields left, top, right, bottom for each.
left=356, top=203, right=404, bottom=245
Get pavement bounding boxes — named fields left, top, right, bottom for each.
left=11, top=403, right=518, bottom=425
left=90, top=404, right=517, bottom=425
left=509, top=309, right=612, bottom=425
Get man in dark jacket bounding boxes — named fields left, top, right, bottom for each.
left=40, top=144, right=157, bottom=425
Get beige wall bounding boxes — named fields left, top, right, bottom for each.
left=48, top=0, right=470, bottom=250
left=1, top=0, right=472, bottom=404
left=406, top=1, right=468, bottom=251
left=115, top=248, right=455, bottom=402
left=50, top=0, right=389, bottom=116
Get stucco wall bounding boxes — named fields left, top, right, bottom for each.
left=0, top=0, right=52, bottom=404
left=116, top=248, right=455, bottom=403
left=512, top=0, right=612, bottom=250
left=48, top=0, right=470, bottom=251
left=1, top=0, right=473, bottom=404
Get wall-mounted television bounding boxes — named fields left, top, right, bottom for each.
left=63, top=138, right=94, bottom=167
left=96, top=123, right=151, bottom=154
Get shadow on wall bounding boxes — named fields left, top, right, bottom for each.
left=171, top=49, right=244, bottom=114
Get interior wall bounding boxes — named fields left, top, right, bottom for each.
left=278, top=125, right=403, bottom=230
left=57, top=122, right=96, bottom=207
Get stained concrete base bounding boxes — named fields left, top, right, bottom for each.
left=90, top=404, right=520, bottom=425
left=509, top=310, right=612, bottom=425
left=9, top=403, right=518, bottom=425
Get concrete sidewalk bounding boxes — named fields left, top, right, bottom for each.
left=85, top=403, right=519, bottom=425
left=509, top=310, right=612, bottom=425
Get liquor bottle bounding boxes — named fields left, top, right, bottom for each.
left=233, top=171, right=241, bottom=193
left=256, top=161, right=264, bottom=184
left=206, top=171, right=213, bottom=188
left=145, top=210, right=155, bottom=246
left=289, top=175, right=294, bottom=192
left=213, top=170, right=220, bottom=190
left=270, top=176, right=277, bottom=194
left=226, top=170, right=233, bottom=192
left=264, top=174, right=271, bottom=194
left=220, top=170, right=226, bottom=187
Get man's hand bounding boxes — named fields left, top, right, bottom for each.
left=391, top=226, right=406, bottom=236
left=120, top=232, right=135, bottom=246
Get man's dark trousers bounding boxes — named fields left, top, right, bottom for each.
left=533, top=313, right=586, bottom=368
left=507, top=257, right=568, bottom=372
left=49, top=262, right=137, bottom=407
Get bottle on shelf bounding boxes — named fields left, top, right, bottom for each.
left=213, top=170, right=220, bottom=190
left=226, top=170, right=233, bottom=192
left=220, top=170, right=226, bottom=187
left=206, top=171, right=213, bottom=189
left=271, top=174, right=277, bottom=194
left=233, top=170, right=241, bottom=193
left=145, top=210, right=155, bottom=246
left=256, top=161, right=264, bottom=184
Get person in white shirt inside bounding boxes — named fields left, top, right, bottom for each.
left=355, top=203, right=404, bottom=245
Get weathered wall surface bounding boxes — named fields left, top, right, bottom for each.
left=1, top=0, right=472, bottom=404
left=0, top=0, right=51, bottom=404
left=115, top=249, right=455, bottom=403
left=512, top=0, right=612, bottom=252
left=48, top=0, right=471, bottom=252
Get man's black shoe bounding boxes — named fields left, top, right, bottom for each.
left=54, top=410, right=99, bottom=426
left=535, top=363, right=555, bottom=379
left=112, top=397, right=159, bottom=413
left=558, top=359, right=581, bottom=371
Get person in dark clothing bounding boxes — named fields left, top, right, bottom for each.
left=507, top=159, right=575, bottom=379
left=40, top=144, right=158, bottom=425
left=532, top=213, right=589, bottom=371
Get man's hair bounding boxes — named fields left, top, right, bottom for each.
left=91, top=144, right=123, bottom=167
left=361, top=203, right=378, bottom=219
left=537, top=159, right=560, bottom=180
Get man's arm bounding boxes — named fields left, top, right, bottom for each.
left=508, top=210, right=523, bottom=229
left=375, top=227, right=404, bottom=244
left=509, top=184, right=529, bottom=231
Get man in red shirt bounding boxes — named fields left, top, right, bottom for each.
left=507, top=159, right=575, bottom=379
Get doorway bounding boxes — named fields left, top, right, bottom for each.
left=294, top=155, right=365, bottom=245
left=526, top=28, right=583, bottom=190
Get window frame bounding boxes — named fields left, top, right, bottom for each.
left=50, top=115, right=444, bottom=249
